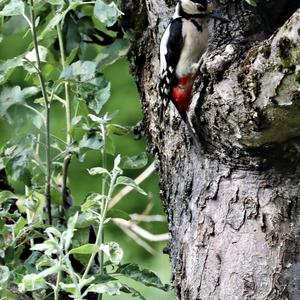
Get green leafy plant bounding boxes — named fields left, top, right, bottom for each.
left=0, top=0, right=169, bottom=299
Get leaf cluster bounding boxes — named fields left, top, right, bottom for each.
left=0, top=1, right=169, bottom=299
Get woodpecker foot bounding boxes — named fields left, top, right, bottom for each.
left=198, top=51, right=208, bottom=74
left=191, top=61, right=201, bottom=76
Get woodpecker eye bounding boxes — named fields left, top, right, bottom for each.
left=191, top=0, right=208, bottom=11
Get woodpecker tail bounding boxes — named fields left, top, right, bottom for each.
left=178, top=110, right=202, bottom=155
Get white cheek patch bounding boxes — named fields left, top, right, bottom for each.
left=181, top=0, right=198, bottom=14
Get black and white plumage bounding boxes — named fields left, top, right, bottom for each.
left=159, top=0, right=227, bottom=127
left=158, top=0, right=229, bottom=150
left=159, top=0, right=211, bottom=121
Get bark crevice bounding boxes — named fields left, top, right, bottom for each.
left=128, top=0, right=300, bottom=299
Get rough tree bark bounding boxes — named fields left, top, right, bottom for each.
left=119, top=0, right=300, bottom=298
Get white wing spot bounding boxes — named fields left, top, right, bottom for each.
left=160, top=25, right=171, bottom=74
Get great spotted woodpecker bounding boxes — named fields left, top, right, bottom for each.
left=159, top=0, right=228, bottom=135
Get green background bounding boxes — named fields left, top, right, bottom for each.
left=0, top=28, right=173, bottom=298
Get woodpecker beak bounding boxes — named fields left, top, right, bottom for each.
left=196, top=4, right=205, bottom=10
left=209, top=12, right=230, bottom=22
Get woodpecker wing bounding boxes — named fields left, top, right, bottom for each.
left=159, top=18, right=184, bottom=122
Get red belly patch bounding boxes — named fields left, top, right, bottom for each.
left=172, top=76, right=193, bottom=111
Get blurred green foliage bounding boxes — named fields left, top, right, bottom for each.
left=0, top=7, right=173, bottom=300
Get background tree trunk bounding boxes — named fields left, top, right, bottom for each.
left=121, top=0, right=300, bottom=298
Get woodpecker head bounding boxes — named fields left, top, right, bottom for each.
left=179, top=0, right=229, bottom=21
left=179, top=0, right=211, bottom=15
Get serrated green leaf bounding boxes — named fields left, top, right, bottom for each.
left=96, top=39, right=129, bottom=71
left=69, top=244, right=99, bottom=254
left=24, top=251, right=41, bottom=267
left=78, top=76, right=110, bottom=114
left=107, top=209, right=130, bottom=221
left=0, top=55, right=23, bottom=84
left=45, top=227, right=62, bottom=239
left=116, top=176, right=147, bottom=196
left=19, top=266, right=60, bottom=292
left=79, top=133, right=104, bottom=150
left=109, top=243, right=124, bottom=265
left=0, top=266, right=10, bottom=287
left=25, top=46, right=48, bottom=64
left=22, top=191, right=44, bottom=213
left=0, top=86, right=24, bottom=117
left=120, top=284, right=147, bottom=300
left=22, top=86, right=40, bottom=98
left=31, top=240, right=60, bottom=256
left=86, top=281, right=122, bottom=296
left=94, top=0, right=123, bottom=26
left=37, top=265, right=60, bottom=278
left=3, top=15, right=28, bottom=35
left=121, top=153, right=148, bottom=169
left=76, top=211, right=98, bottom=228
left=0, top=85, right=39, bottom=120
left=14, top=216, right=27, bottom=236
left=107, top=124, right=129, bottom=136
left=116, top=263, right=170, bottom=291
left=13, top=265, right=27, bottom=285
left=88, top=167, right=110, bottom=176
left=60, top=60, right=97, bottom=82
left=88, top=113, right=103, bottom=124
left=72, top=227, right=90, bottom=250
left=93, top=274, right=117, bottom=284
left=3, top=136, right=35, bottom=186
left=63, top=212, right=79, bottom=250
left=60, top=282, right=76, bottom=294
left=88, top=82, right=111, bottom=114
left=18, top=274, right=46, bottom=293
left=36, top=256, right=53, bottom=270
left=81, top=276, right=96, bottom=289
left=0, top=191, right=17, bottom=204
left=101, top=242, right=123, bottom=265
left=0, top=288, right=17, bottom=300
left=71, top=115, right=82, bottom=127
left=81, top=193, right=105, bottom=212
left=0, top=0, right=25, bottom=16
left=40, top=11, right=66, bottom=39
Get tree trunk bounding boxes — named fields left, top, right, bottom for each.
left=121, top=0, right=300, bottom=298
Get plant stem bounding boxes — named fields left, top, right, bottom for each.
left=98, top=124, right=107, bottom=300
left=82, top=171, right=117, bottom=281
left=56, top=22, right=72, bottom=212
left=25, top=186, right=34, bottom=248
left=54, top=262, right=62, bottom=300
left=29, top=0, right=52, bottom=224
left=65, top=256, right=83, bottom=299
